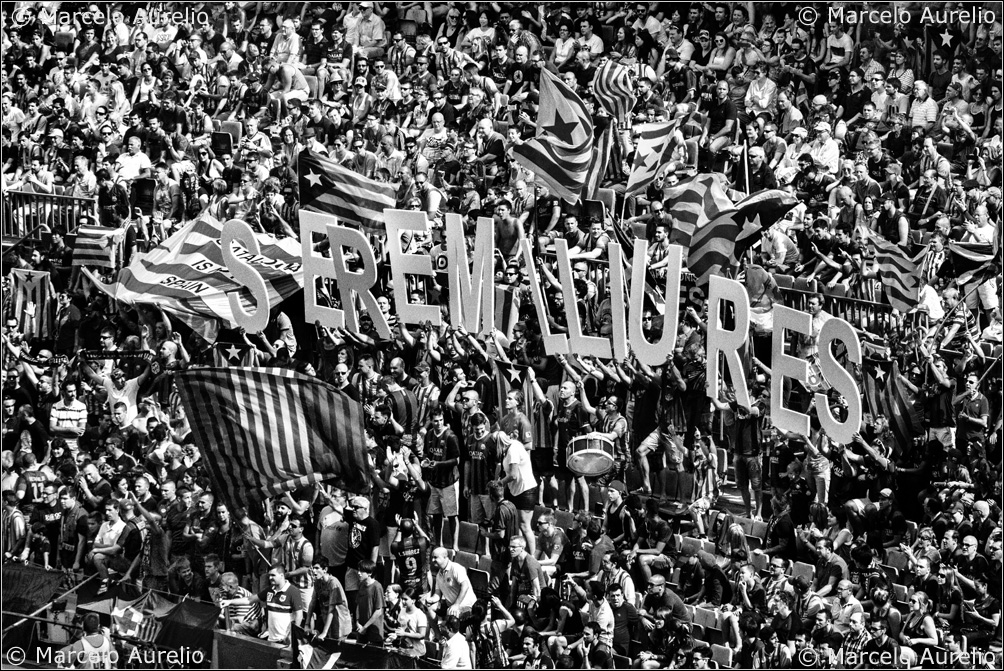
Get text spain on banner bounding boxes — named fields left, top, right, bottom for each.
left=82, top=215, right=303, bottom=343
left=175, top=367, right=371, bottom=515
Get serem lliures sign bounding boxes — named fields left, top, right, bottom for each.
left=222, top=209, right=863, bottom=445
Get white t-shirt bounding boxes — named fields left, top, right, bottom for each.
left=103, top=376, right=141, bottom=423
left=115, top=151, right=152, bottom=181
left=503, top=441, right=537, bottom=496
left=440, top=631, right=472, bottom=669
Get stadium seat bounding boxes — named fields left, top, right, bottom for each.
left=597, top=188, right=617, bottom=216
left=711, top=644, right=734, bottom=668
left=791, top=561, right=815, bottom=584
left=880, top=564, right=901, bottom=583
left=681, top=536, right=703, bottom=557
left=612, top=653, right=631, bottom=669
left=885, top=550, right=910, bottom=574
left=750, top=520, right=769, bottom=545
left=398, top=19, right=419, bottom=42
left=774, top=274, right=794, bottom=289
left=751, top=550, right=769, bottom=575
left=792, top=277, right=817, bottom=293
left=304, top=74, right=319, bottom=99
left=478, top=554, right=493, bottom=573
left=554, top=510, right=574, bottom=532
left=457, top=521, right=481, bottom=554
left=468, top=568, right=491, bottom=600
left=220, top=120, right=243, bottom=145
left=454, top=551, right=478, bottom=571
left=736, top=516, right=754, bottom=536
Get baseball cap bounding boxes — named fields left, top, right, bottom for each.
left=664, top=47, right=680, bottom=59
left=748, top=146, right=765, bottom=158
left=814, top=121, right=832, bottom=133
left=354, top=76, right=368, bottom=87
left=878, top=487, right=893, bottom=499
left=359, top=1, right=373, bottom=7
left=791, top=126, right=808, bottom=138
left=48, top=127, right=64, bottom=138
left=609, top=480, right=628, bottom=495
left=811, top=94, right=828, bottom=106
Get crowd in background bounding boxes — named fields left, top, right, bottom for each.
left=1, top=1, right=1003, bottom=669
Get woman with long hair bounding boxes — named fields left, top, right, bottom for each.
left=898, top=591, right=939, bottom=666
left=461, top=10, right=496, bottom=60
left=887, top=49, right=915, bottom=94
left=610, top=25, right=639, bottom=65
left=694, top=32, right=736, bottom=78
left=435, top=6, right=467, bottom=49
left=130, top=62, right=160, bottom=115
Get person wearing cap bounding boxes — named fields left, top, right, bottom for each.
left=354, top=2, right=388, bottom=60
left=807, top=121, right=839, bottom=175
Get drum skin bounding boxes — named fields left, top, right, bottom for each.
left=567, top=435, right=615, bottom=477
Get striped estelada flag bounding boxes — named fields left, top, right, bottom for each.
left=591, top=59, right=637, bottom=124
left=175, top=367, right=372, bottom=513
left=83, top=215, right=304, bottom=343
left=71, top=225, right=125, bottom=268
left=944, top=241, right=998, bottom=285
left=665, top=174, right=735, bottom=249
left=624, top=120, right=683, bottom=196
left=582, top=116, right=617, bottom=201
left=865, top=232, right=922, bottom=313
left=213, top=342, right=257, bottom=367
left=687, top=189, right=799, bottom=286
left=494, top=284, right=521, bottom=340
left=862, top=358, right=923, bottom=457
left=493, top=359, right=534, bottom=429
left=298, top=150, right=397, bottom=236
left=513, top=67, right=594, bottom=203
left=11, top=269, right=55, bottom=341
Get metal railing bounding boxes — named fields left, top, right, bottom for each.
left=2, top=190, right=97, bottom=240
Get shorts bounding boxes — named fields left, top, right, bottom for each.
left=469, top=494, right=495, bottom=525
left=928, top=426, right=955, bottom=449
left=428, top=482, right=459, bottom=517
left=734, top=454, right=762, bottom=492
left=508, top=486, right=539, bottom=512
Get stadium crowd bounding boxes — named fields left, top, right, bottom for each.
left=1, top=1, right=1003, bottom=669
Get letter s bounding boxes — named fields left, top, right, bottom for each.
left=222, top=219, right=270, bottom=333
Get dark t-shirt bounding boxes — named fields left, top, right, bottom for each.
left=345, top=515, right=381, bottom=569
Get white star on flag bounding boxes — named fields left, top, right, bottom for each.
left=226, top=345, right=243, bottom=362
left=874, top=367, right=886, bottom=382
left=505, top=365, right=523, bottom=385
left=305, top=171, right=323, bottom=188
left=940, top=29, right=953, bottom=47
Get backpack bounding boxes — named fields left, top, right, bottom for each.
left=470, top=621, right=509, bottom=669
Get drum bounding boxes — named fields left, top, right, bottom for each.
left=566, top=435, right=615, bottom=478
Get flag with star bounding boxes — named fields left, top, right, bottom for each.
left=298, top=150, right=397, bottom=236
left=214, top=342, right=257, bottom=367
left=625, top=120, right=683, bottom=196
left=493, top=360, right=534, bottom=423
left=923, top=23, right=965, bottom=72
left=687, top=189, right=798, bottom=286
left=11, top=269, right=55, bottom=342
left=862, top=358, right=923, bottom=456
left=512, top=67, right=594, bottom=203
